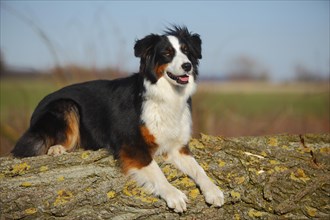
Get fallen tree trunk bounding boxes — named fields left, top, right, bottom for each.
left=1, top=134, right=329, bottom=219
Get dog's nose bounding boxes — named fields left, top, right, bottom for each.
left=181, top=62, right=192, bottom=72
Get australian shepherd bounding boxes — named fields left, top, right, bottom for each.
left=12, top=26, right=224, bottom=212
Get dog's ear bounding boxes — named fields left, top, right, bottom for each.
left=134, top=34, right=162, bottom=83
left=134, top=34, right=161, bottom=58
left=189, top=34, right=202, bottom=59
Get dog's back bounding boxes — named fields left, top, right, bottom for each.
left=12, top=75, right=144, bottom=157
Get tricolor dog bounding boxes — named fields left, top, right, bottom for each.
left=13, top=26, right=224, bottom=212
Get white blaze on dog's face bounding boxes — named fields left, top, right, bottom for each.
left=164, top=36, right=194, bottom=87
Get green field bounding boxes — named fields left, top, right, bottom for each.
left=1, top=77, right=329, bottom=155
left=193, top=82, right=329, bottom=136
left=195, top=92, right=328, bottom=117
left=1, top=78, right=58, bottom=119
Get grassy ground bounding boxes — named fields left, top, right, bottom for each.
left=193, top=82, right=329, bottom=137
left=1, top=77, right=329, bottom=155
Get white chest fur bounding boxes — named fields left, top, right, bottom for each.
left=141, top=78, right=196, bottom=155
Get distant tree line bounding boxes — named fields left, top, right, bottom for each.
left=225, top=55, right=270, bottom=81
left=224, top=55, right=328, bottom=82
left=1, top=51, right=328, bottom=82
left=294, top=64, right=328, bottom=82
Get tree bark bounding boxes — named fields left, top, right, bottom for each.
left=1, top=134, right=329, bottom=219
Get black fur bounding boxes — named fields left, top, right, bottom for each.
left=13, top=75, right=145, bottom=158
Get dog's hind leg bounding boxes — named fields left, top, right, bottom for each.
left=47, top=102, right=80, bottom=156
left=12, top=100, right=80, bottom=157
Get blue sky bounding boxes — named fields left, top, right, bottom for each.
left=1, top=1, right=329, bottom=81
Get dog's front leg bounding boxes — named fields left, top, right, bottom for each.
left=126, top=160, right=188, bottom=212
left=167, top=146, right=225, bottom=207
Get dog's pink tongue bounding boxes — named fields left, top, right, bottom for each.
left=179, top=75, right=189, bottom=82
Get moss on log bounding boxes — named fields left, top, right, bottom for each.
left=1, top=134, right=329, bottom=219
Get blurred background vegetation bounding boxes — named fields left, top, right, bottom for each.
left=0, top=1, right=329, bottom=156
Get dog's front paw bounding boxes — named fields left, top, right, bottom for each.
left=203, top=184, right=225, bottom=207
left=162, top=185, right=188, bottom=213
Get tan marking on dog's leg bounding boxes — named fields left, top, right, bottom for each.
left=55, top=105, right=80, bottom=153
left=119, top=146, right=152, bottom=174
left=140, top=125, right=158, bottom=155
left=62, top=107, right=80, bottom=152
left=47, top=105, right=80, bottom=155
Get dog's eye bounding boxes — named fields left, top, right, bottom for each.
left=181, top=46, right=188, bottom=54
left=163, top=50, right=172, bottom=57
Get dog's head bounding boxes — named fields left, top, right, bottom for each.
left=134, top=26, right=202, bottom=86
